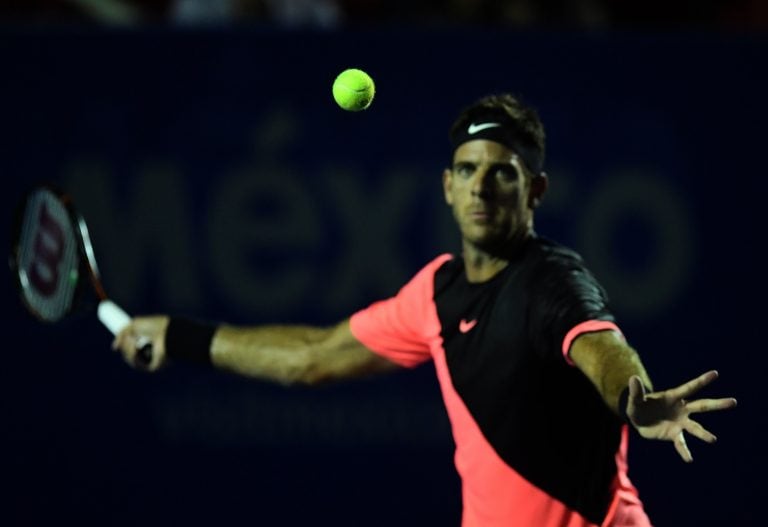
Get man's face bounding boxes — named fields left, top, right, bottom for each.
left=442, top=139, right=544, bottom=252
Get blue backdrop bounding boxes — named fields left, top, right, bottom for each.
left=1, top=27, right=765, bottom=525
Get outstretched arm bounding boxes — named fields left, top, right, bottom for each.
left=113, top=317, right=399, bottom=386
left=570, top=330, right=737, bottom=462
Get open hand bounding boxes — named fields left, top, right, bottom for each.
left=626, top=370, right=737, bottom=462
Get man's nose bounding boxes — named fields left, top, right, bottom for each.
left=470, top=169, right=492, bottom=198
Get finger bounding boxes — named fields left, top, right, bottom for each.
left=112, top=325, right=131, bottom=352
left=115, top=329, right=141, bottom=367
left=132, top=337, right=154, bottom=370
left=674, top=431, right=693, bottom=463
left=112, top=326, right=125, bottom=351
left=684, top=419, right=717, bottom=444
left=628, top=375, right=647, bottom=403
left=136, top=339, right=154, bottom=368
left=666, top=370, right=719, bottom=400
left=686, top=397, right=738, bottom=414
left=122, top=335, right=138, bottom=365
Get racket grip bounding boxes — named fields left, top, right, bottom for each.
left=98, top=300, right=154, bottom=367
left=98, top=300, right=131, bottom=335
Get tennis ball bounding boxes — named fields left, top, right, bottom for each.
left=332, top=68, right=375, bottom=111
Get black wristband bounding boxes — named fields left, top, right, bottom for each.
left=165, top=317, right=217, bottom=366
left=618, top=387, right=631, bottom=424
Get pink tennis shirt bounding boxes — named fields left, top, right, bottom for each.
left=351, top=239, right=652, bottom=527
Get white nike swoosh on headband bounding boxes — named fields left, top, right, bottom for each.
left=467, top=122, right=502, bottom=134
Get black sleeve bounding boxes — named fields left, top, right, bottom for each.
left=527, top=245, right=615, bottom=360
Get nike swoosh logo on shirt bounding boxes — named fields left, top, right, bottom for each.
left=467, top=122, right=502, bottom=134
left=459, top=319, right=478, bottom=333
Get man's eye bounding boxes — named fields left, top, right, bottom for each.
left=495, top=166, right=519, bottom=182
left=454, top=165, right=475, bottom=178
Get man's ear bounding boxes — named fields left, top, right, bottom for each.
left=442, top=168, right=454, bottom=205
left=529, top=172, right=549, bottom=208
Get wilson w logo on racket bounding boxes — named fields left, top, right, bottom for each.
left=11, top=185, right=153, bottom=365
left=16, top=190, right=80, bottom=320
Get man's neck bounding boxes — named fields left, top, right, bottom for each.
left=462, top=231, right=534, bottom=283
left=463, top=251, right=509, bottom=283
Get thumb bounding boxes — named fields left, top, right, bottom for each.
left=112, top=322, right=132, bottom=351
left=628, top=375, right=647, bottom=404
left=624, top=376, right=647, bottom=427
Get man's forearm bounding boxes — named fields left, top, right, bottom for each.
left=569, top=330, right=653, bottom=415
left=209, top=320, right=396, bottom=385
left=211, top=324, right=332, bottom=384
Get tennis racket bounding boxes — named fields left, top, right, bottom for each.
left=9, top=184, right=152, bottom=365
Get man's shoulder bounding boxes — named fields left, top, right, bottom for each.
left=526, top=236, right=606, bottom=294
left=423, top=253, right=457, bottom=274
left=430, top=253, right=463, bottom=288
left=527, top=236, right=585, bottom=268
left=403, top=253, right=458, bottom=291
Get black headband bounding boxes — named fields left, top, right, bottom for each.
left=450, top=120, right=544, bottom=174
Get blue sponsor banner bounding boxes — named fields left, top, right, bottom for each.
left=1, top=28, right=764, bottom=526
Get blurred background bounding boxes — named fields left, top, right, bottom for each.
left=1, top=1, right=766, bottom=526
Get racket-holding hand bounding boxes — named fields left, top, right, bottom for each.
left=625, top=370, right=737, bottom=462
left=113, top=316, right=170, bottom=371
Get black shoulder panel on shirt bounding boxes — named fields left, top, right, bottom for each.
left=527, top=239, right=616, bottom=360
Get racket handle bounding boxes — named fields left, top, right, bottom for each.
left=98, top=300, right=131, bottom=335
left=98, top=300, right=154, bottom=367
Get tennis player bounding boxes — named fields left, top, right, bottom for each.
left=114, top=94, right=737, bottom=527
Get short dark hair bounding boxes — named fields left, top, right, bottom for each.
left=449, top=94, right=546, bottom=171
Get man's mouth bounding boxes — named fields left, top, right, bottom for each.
left=468, top=208, right=493, bottom=221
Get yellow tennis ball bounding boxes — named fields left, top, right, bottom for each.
left=332, top=68, right=375, bottom=111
